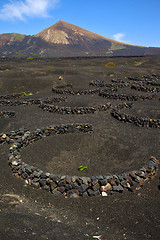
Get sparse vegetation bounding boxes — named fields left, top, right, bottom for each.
left=27, top=56, right=34, bottom=60
left=105, top=62, right=116, bottom=67
left=9, top=33, right=26, bottom=41
left=27, top=39, right=31, bottom=45
left=78, top=165, right=88, bottom=171
left=18, top=50, right=22, bottom=55
left=21, top=92, right=32, bottom=97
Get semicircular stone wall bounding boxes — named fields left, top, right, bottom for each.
left=0, top=123, right=159, bottom=197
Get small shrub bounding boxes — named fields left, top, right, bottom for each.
left=78, top=165, right=88, bottom=171
left=105, top=62, right=116, bottom=67
left=27, top=56, right=34, bottom=60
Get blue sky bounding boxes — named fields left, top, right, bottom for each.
left=0, top=0, right=159, bottom=47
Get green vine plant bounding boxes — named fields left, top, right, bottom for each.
left=78, top=165, right=88, bottom=171
left=21, top=92, right=32, bottom=97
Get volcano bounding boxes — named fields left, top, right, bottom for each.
left=0, top=20, right=160, bottom=57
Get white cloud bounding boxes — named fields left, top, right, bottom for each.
left=113, top=33, right=125, bottom=42
left=0, top=0, right=60, bottom=21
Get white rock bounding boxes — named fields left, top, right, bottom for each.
left=93, top=235, right=102, bottom=239
left=101, top=192, right=108, bottom=197
left=12, top=161, right=18, bottom=166
left=25, top=180, right=29, bottom=184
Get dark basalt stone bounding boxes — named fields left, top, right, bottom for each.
left=50, top=182, right=57, bottom=191
left=99, top=179, right=108, bottom=186
left=39, top=179, right=46, bottom=187
left=57, top=186, right=65, bottom=193
left=112, top=185, right=124, bottom=192
left=58, top=180, right=66, bottom=187
left=67, top=189, right=79, bottom=198
left=78, top=184, right=89, bottom=193
left=25, top=165, right=35, bottom=174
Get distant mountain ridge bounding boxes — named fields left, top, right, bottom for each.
left=0, top=20, right=160, bottom=57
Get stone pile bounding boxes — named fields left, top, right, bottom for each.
left=146, top=80, right=160, bottom=86
left=131, top=83, right=160, bottom=93
left=128, top=75, right=160, bottom=86
left=0, top=127, right=29, bottom=144
left=128, top=76, right=147, bottom=82
left=89, top=80, right=105, bottom=87
left=0, top=111, right=15, bottom=118
left=111, top=110, right=160, bottom=128
left=0, top=97, right=67, bottom=106
left=0, top=99, right=41, bottom=106
left=0, top=124, right=159, bottom=197
left=0, top=93, right=22, bottom=100
left=103, top=87, right=118, bottom=93
left=89, top=79, right=130, bottom=89
left=99, top=91, right=153, bottom=101
left=43, top=97, right=67, bottom=103
left=39, top=103, right=111, bottom=114
left=111, top=79, right=127, bottom=84
left=52, top=88, right=99, bottom=95
left=113, top=102, right=133, bottom=111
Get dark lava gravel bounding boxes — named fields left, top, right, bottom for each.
left=0, top=56, right=160, bottom=240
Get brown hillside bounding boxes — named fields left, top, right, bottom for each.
left=0, top=20, right=160, bottom=57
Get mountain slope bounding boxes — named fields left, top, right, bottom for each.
left=35, top=20, right=127, bottom=47
left=0, top=33, right=26, bottom=47
left=0, top=20, right=160, bottom=57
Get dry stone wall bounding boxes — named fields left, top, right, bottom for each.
left=52, top=88, right=100, bottom=95
left=0, top=124, right=159, bottom=197
left=111, top=110, right=160, bottom=128
left=0, top=96, right=67, bottom=106
left=39, top=103, right=111, bottom=114
left=99, top=91, right=154, bottom=101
